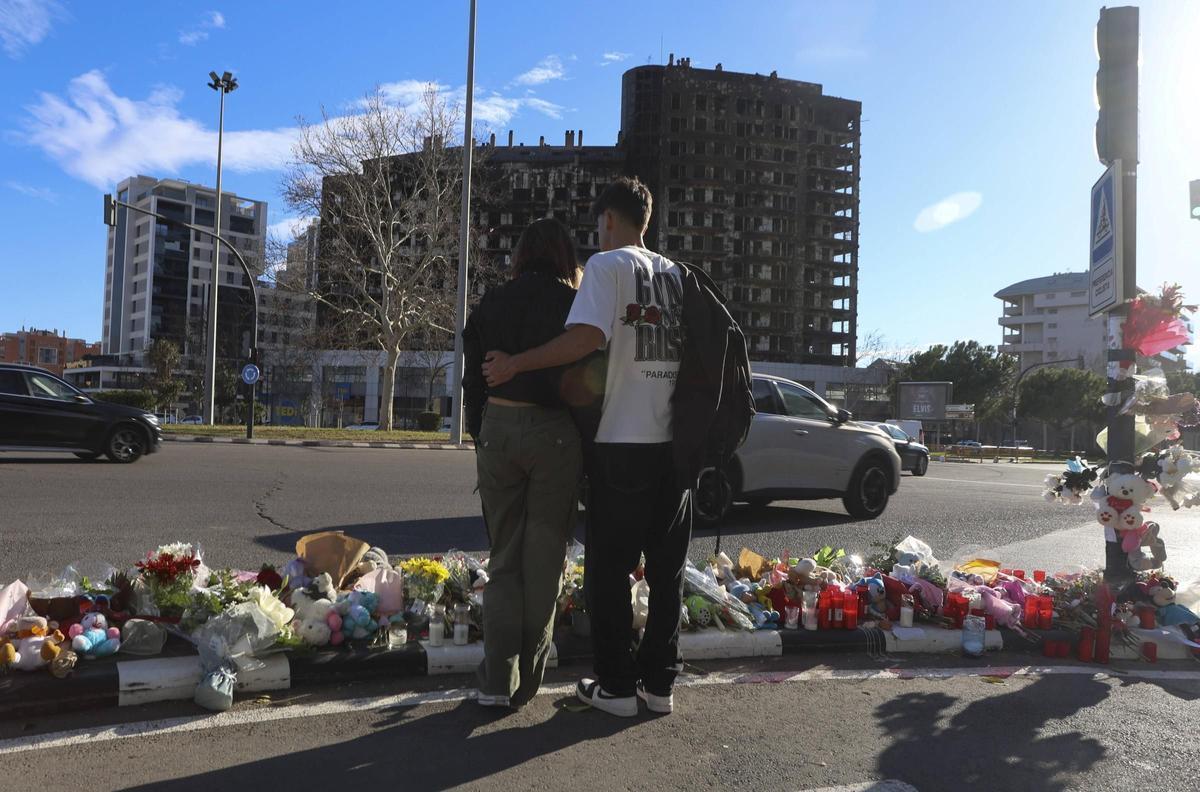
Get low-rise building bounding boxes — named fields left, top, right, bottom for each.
left=0, top=328, right=101, bottom=376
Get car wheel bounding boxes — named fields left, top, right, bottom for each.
left=913, top=455, right=929, bottom=477
left=105, top=424, right=147, bottom=463
left=694, top=467, right=733, bottom=526
left=842, top=457, right=891, bottom=519
left=74, top=452, right=102, bottom=461
left=744, top=497, right=773, bottom=509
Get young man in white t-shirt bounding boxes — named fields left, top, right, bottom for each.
left=482, top=177, right=690, bottom=717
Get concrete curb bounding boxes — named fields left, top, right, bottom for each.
left=161, top=435, right=473, bottom=451
left=0, top=626, right=1010, bottom=718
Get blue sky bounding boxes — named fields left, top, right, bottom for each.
left=1, top=1, right=1197, bottom=365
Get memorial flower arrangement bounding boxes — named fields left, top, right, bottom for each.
left=399, top=557, right=449, bottom=605
left=136, top=543, right=202, bottom=617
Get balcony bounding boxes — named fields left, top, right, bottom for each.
left=998, top=342, right=1043, bottom=354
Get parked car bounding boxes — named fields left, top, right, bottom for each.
left=345, top=421, right=379, bottom=431
left=694, top=374, right=902, bottom=524
left=179, top=415, right=203, bottom=425
left=954, top=440, right=983, bottom=448
left=0, top=364, right=163, bottom=463
left=863, top=422, right=929, bottom=476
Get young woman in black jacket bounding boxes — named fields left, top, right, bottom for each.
left=462, top=217, right=594, bottom=708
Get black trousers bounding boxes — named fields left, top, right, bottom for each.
left=585, top=442, right=692, bottom=696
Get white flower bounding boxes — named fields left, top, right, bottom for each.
left=155, top=542, right=195, bottom=559
left=248, top=586, right=294, bottom=632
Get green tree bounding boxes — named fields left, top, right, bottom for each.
left=1166, top=369, right=1200, bottom=396
left=146, top=339, right=184, bottom=415
left=898, top=341, right=1016, bottom=406
left=1018, top=367, right=1106, bottom=448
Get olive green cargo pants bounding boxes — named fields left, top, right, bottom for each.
left=475, top=404, right=581, bottom=705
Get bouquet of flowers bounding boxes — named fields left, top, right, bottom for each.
left=399, top=557, right=449, bottom=606
left=136, top=542, right=202, bottom=618
left=180, top=569, right=258, bottom=633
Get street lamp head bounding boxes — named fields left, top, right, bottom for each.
left=207, top=70, right=238, bottom=93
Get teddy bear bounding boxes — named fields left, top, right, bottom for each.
left=68, top=612, right=121, bottom=658
left=1158, top=447, right=1198, bottom=510
left=11, top=629, right=67, bottom=672
left=1092, top=473, right=1158, bottom=542
left=289, top=587, right=345, bottom=647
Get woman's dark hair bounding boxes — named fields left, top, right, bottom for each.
left=511, top=217, right=580, bottom=285
left=592, top=176, right=653, bottom=232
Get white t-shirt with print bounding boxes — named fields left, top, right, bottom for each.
left=566, top=246, right=683, bottom=444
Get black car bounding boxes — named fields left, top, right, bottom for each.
left=866, top=422, right=929, bottom=476
left=0, top=364, right=162, bottom=463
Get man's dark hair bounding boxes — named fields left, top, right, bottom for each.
left=592, top=176, right=653, bottom=232
left=511, top=217, right=580, bottom=284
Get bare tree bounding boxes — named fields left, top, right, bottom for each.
left=282, top=87, right=468, bottom=431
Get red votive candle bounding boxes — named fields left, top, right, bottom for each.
left=1077, top=634, right=1095, bottom=663
left=1033, top=570, right=1046, bottom=583
left=1142, top=642, right=1158, bottom=663
left=1043, top=639, right=1056, bottom=657
left=1137, top=607, right=1156, bottom=629
left=1013, top=570, right=1026, bottom=580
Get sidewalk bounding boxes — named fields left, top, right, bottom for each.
left=161, top=434, right=473, bottom=451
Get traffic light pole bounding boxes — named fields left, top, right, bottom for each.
left=103, top=196, right=260, bottom=440
left=1094, top=6, right=1139, bottom=583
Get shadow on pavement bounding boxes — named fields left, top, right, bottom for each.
left=0, top=455, right=105, bottom=464
left=697, top=504, right=858, bottom=537
left=875, top=674, right=1109, bottom=790
left=123, top=696, right=638, bottom=791
left=254, top=517, right=493, bottom=555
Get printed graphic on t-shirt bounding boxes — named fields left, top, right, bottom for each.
left=621, top=267, right=683, bottom=365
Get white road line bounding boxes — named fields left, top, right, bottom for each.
left=3, top=664, right=1198, bottom=756
left=919, top=476, right=1043, bottom=489
left=800, top=784, right=918, bottom=792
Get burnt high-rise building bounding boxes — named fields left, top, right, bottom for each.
left=622, top=57, right=861, bottom=364
left=316, top=60, right=861, bottom=366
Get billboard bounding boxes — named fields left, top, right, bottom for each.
left=897, top=382, right=953, bottom=421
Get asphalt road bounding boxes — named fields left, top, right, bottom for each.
left=0, top=443, right=1089, bottom=581
left=2, top=653, right=1199, bottom=791
left=4, top=444, right=1200, bottom=791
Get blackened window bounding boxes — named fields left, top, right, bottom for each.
left=667, top=235, right=682, bottom=251
left=671, top=93, right=681, bottom=110
left=695, top=95, right=707, bottom=111
left=694, top=117, right=707, bottom=132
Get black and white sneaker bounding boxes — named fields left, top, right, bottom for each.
left=636, top=681, right=673, bottom=714
left=474, top=691, right=511, bottom=708
left=575, top=678, right=637, bottom=717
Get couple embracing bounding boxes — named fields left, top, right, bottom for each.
left=463, top=176, right=751, bottom=717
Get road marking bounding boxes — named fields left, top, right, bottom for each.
left=3, top=664, right=1198, bottom=756
left=919, top=476, right=1042, bottom=490
left=800, top=784, right=918, bottom=792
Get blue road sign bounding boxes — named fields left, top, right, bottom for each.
left=334, top=382, right=352, bottom=402
left=240, top=364, right=261, bottom=386
left=1089, top=161, right=1123, bottom=316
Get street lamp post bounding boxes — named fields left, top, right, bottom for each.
left=448, top=0, right=477, bottom=446
left=1009, top=355, right=1085, bottom=459
left=202, top=71, right=238, bottom=426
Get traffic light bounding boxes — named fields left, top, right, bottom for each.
left=1191, top=179, right=1200, bottom=219
left=1094, top=6, right=1139, bottom=166
left=103, top=193, right=117, bottom=226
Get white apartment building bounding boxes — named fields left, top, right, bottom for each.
left=995, top=273, right=1108, bottom=373
left=103, top=176, right=267, bottom=359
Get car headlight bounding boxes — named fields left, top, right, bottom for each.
left=143, top=413, right=160, bottom=425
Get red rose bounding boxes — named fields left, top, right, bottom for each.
left=643, top=306, right=662, bottom=326
left=624, top=303, right=643, bottom=324
left=257, top=564, right=284, bottom=591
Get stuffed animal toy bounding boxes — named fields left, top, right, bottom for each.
left=355, top=547, right=390, bottom=576
left=1126, top=521, right=1167, bottom=572
left=0, top=638, right=16, bottom=669
left=685, top=595, right=715, bottom=628
left=334, top=591, right=380, bottom=641
left=11, top=629, right=66, bottom=671
left=68, top=612, right=121, bottom=658
left=730, top=584, right=779, bottom=629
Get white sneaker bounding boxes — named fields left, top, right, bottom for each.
left=636, top=681, right=674, bottom=714
left=475, top=691, right=511, bottom=708
left=576, top=678, right=637, bottom=717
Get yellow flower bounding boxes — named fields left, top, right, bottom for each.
left=400, top=557, right=450, bottom=584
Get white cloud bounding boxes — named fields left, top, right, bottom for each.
left=23, top=71, right=570, bottom=190
left=0, top=0, right=64, bottom=58
left=513, top=55, right=565, bottom=86
left=5, top=180, right=57, bottom=202
left=267, top=215, right=316, bottom=242
left=179, top=10, right=226, bottom=46
left=600, top=51, right=630, bottom=66
left=375, top=79, right=565, bottom=127
left=21, top=70, right=296, bottom=189
left=914, top=191, right=983, bottom=232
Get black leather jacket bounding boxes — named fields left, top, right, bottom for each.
left=462, top=273, right=586, bottom=438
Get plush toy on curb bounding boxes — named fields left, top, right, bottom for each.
left=68, top=612, right=121, bottom=658
left=289, top=589, right=340, bottom=647
left=335, top=590, right=382, bottom=641
left=3, top=617, right=68, bottom=671
left=729, top=583, right=779, bottom=629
